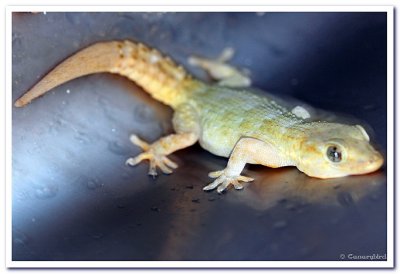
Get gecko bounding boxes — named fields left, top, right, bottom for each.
left=14, top=40, right=384, bottom=193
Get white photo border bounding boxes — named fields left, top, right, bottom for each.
left=5, top=5, right=394, bottom=269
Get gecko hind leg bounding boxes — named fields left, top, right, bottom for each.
left=188, top=48, right=251, bottom=88
left=126, top=135, right=177, bottom=176
left=126, top=133, right=197, bottom=177
left=126, top=103, right=200, bottom=177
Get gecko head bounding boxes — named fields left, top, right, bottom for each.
left=297, top=123, right=384, bottom=178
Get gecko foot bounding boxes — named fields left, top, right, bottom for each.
left=126, top=134, right=178, bottom=177
left=188, top=48, right=251, bottom=88
left=203, top=170, right=254, bottom=193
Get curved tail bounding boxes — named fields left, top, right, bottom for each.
left=15, top=40, right=199, bottom=108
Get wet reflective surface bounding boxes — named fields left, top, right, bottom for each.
left=12, top=12, right=387, bottom=261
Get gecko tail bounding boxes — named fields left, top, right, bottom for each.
left=14, top=41, right=121, bottom=107
left=15, top=40, right=198, bottom=108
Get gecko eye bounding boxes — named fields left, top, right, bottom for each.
left=327, top=146, right=342, bottom=163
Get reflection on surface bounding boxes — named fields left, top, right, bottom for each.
left=228, top=167, right=385, bottom=211
left=155, top=156, right=386, bottom=260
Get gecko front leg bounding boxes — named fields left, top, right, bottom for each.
left=204, top=137, right=294, bottom=193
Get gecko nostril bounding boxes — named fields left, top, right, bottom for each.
left=367, top=154, right=384, bottom=170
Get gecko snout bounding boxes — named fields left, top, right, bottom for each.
left=355, top=150, right=384, bottom=175
left=365, top=152, right=384, bottom=173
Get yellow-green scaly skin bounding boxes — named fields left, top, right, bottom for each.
left=15, top=40, right=384, bottom=192
left=186, top=83, right=302, bottom=159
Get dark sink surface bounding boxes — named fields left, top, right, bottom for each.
left=12, top=12, right=387, bottom=261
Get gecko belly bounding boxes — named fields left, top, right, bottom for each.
left=198, top=116, right=244, bottom=158
left=198, top=133, right=235, bottom=158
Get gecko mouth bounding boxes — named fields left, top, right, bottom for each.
left=356, top=154, right=384, bottom=175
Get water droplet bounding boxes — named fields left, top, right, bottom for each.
left=285, top=203, right=296, bottom=211
left=290, top=78, right=299, bottom=86
left=34, top=184, right=58, bottom=199
left=87, top=179, right=101, bottom=190
left=273, top=220, right=288, bottom=229
left=74, top=131, right=91, bottom=144
left=65, top=13, right=81, bottom=25
left=337, top=192, right=355, bottom=207
left=299, top=247, right=311, bottom=256
left=369, top=193, right=380, bottom=201
left=107, top=141, right=127, bottom=156
left=363, top=104, right=377, bottom=111
left=15, top=190, right=29, bottom=201
left=330, top=218, right=339, bottom=224
left=133, top=106, right=154, bottom=121
left=13, top=230, right=29, bottom=246
left=117, top=204, right=126, bottom=209
left=91, top=232, right=104, bottom=239
left=48, top=121, right=61, bottom=135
